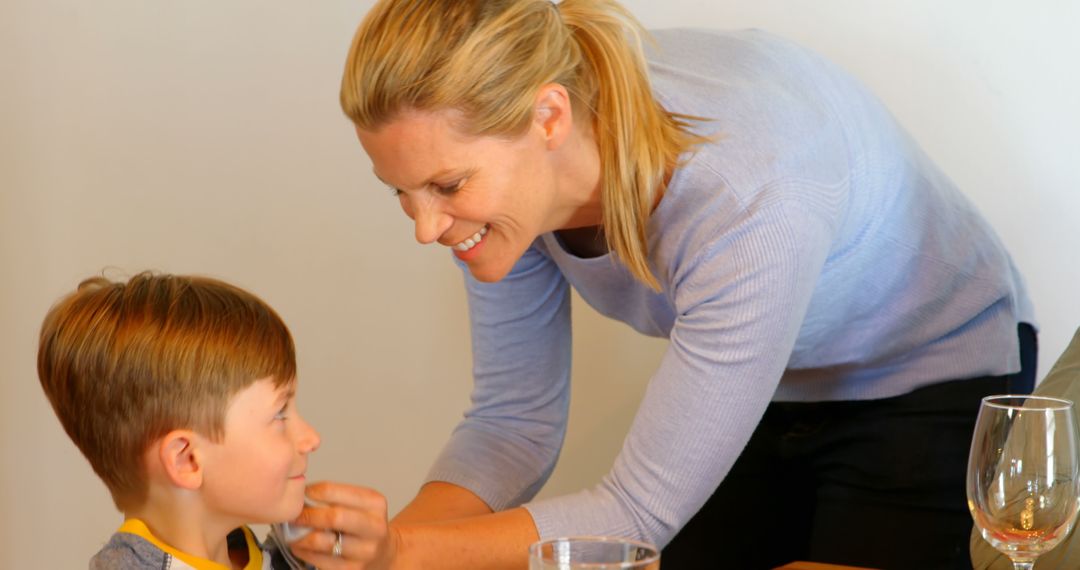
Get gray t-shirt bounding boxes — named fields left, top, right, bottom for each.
left=89, top=525, right=295, bottom=569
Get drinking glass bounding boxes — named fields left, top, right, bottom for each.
left=529, top=536, right=660, bottom=569
left=967, top=395, right=1080, bottom=570
left=268, top=520, right=313, bottom=570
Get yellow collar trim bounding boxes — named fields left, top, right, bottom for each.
left=118, top=518, right=264, bottom=570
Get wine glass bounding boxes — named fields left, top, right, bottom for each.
left=529, top=536, right=660, bottom=569
left=967, top=395, right=1080, bottom=570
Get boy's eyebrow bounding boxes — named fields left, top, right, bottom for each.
left=275, top=387, right=296, bottom=406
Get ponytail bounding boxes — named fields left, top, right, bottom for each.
left=558, top=0, right=709, bottom=290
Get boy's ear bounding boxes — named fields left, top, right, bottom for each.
left=156, top=430, right=204, bottom=491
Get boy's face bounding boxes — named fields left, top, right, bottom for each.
left=200, top=377, right=320, bottom=525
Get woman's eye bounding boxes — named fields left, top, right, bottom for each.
left=435, top=179, right=465, bottom=195
left=387, top=185, right=403, bottom=197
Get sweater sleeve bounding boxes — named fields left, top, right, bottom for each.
left=524, top=195, right=837, bottom=547
left=424, top=243, right=573, bottom=511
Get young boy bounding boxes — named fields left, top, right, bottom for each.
left=37, top=272, right=321, bottom=569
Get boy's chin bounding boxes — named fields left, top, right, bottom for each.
left=283, top=496, right=307, bottom=521
left=256, top=492, right=307, bottom=524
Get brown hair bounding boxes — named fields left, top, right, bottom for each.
left=37, top=272, right=296, bottom=510
left=340, top=0, right=710, bottom=290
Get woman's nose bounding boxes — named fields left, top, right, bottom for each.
left=407, top=194, right=453, bottom=245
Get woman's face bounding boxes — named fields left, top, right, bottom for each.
left=356, top=107, right=570, bottom=283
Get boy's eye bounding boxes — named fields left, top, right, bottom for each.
left=274, top=404, right=289, bottom=421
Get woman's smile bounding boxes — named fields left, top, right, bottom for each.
left=451, top=225, right=490, bottom=262
left=452, top=225, right=489, bottom=253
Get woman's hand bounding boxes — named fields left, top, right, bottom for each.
left=287, top=481, right=401, bottom=569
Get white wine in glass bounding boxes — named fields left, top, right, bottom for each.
left=967, top=395, right=1080, bottom=570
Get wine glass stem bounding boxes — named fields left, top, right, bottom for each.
left=1012, top=562, right=1034, bottom=570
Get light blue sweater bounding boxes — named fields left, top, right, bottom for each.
left=426, top=29, right=1034, bottom=548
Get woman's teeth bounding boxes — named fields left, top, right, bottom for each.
left=454, top=226, right=489, bottom=252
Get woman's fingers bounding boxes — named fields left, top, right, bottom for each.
left=293, top=500, right=387, bottom=542
left=287, top=481, right=394, bottom=569
left=306, top=480, right=390, bottom=512
left=290, top=529, right=382, bottom=569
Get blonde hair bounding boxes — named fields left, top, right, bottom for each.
left=341, top=0, right=709, bottom=290
left=37, top=272, right=296, bottom=510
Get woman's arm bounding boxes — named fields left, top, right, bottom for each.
left=422, top=245, right=574, bottom=512
left=288, top=247, right=570, bottom=568
left=392, top=481, right=494, bottom=525
left=525, top=196, right=838, bottom=546
left=290, top=481, right=538, bottom=570
left=394, top=507, right=539, bottom=570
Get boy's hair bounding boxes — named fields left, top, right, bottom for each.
left=37, top=272, right=296, bottom=510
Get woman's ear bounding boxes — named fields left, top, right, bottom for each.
left=156, top=430, right=204, bottom=491
left=533, top=83, right=574, bottom=150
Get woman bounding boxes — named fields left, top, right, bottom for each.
left=290, top=0, right=1036, bottom=568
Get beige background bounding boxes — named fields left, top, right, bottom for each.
left=2, top=0, right=1077, bottom=566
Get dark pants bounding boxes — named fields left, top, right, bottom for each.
left=662, top=324, right=1037, bottom=570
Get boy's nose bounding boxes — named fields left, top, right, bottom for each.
left=295, top=416, right=321, bottom=454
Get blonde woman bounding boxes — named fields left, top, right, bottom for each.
left=289, top=0, right=1036, bottom=568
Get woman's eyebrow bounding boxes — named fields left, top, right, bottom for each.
left=373, top=167, right=464, bottom=190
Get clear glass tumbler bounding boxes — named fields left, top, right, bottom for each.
left=529, top=536, right=660, bottom=570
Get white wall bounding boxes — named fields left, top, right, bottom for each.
left=2, top=1, right=1076, bottom=566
